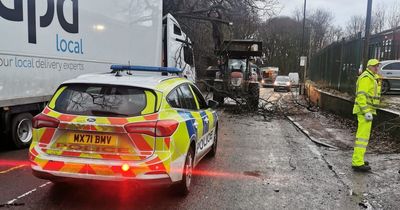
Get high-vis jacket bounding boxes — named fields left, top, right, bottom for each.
left=353, top=69, right=381, bottom=115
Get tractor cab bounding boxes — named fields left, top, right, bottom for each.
left=213, top=40, right=263, bottom=109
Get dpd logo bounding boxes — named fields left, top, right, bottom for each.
left=0, top=0, right=79, bottom=44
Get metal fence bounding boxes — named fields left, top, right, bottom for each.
left=309, top=27, right=400, bottom=95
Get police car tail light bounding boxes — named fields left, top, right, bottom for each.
left=32, top=114, right=60, bottom=129
left=124, top=120, right=178, bottom=137
left=155, top=120, right=179, bottom=137
left=124, top=121, right=156, bottom=136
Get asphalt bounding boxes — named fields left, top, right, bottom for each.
left=0, top=88, right=380, bottom=210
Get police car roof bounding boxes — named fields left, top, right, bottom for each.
left=62, top=72, right=187, bottom=91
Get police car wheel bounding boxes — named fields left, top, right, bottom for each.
left=11, top=113, right=33, bottom=148
left=174, top=148, right=194, bottom=196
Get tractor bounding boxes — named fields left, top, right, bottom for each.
left=212, top=40, right=262, bottom=109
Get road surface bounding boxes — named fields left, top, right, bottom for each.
left=0, top=88, right=371, bottom=210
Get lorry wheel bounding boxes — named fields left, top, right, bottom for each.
left=11, top=113, right=33, bottom=148
left=248, top=84, right=260, bottom=110
left=382, top=80, right=390, bottom=94
left=173, top=147, right=194, bottom=196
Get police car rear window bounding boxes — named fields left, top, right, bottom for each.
left=50, top=84, right=155, bottom=117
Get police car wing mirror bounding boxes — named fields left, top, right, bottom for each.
left=207, top=100, right=219, bottom=109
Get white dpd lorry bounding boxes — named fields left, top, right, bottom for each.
left=0, top=0, right=195, bottom=148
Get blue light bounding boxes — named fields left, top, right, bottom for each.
left=110, top=65, right=183, bottom=73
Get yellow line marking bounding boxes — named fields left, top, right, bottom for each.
left=0, top=165, right=26, bottom=174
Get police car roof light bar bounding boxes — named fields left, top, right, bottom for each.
left=110, top=65, right=183, bottom=74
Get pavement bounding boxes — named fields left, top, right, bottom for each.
left=280, top=88, right=400, bottom=209
left=0, top=88, right=398, bottom=209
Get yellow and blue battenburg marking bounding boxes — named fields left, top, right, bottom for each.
left=177, top=110, right=197, bottom=139
left=29, top=74, right=218, bottom=183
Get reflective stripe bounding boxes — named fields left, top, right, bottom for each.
left=356, top=91, right=368, bottom=95
left=367, top=102, right=379, bottom=108
left=354, top=144, right=367, bottom=149
left=356, top=91, right=381, bottom=100
left=354, top=103, right=369, bottom=111
left=355, top=102, right=378, bottom=109
left=356, top=138, right=369, bottom=143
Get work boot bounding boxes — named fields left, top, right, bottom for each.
left=352, top=165, right=371, bottom=172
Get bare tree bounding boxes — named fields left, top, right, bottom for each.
left=388, top=2, right=400, bottom=28
left=259, top=17, right=302, bottom=75
left=345, top=15, right=365, bottom=38
left=308, top=9, right=334, bottom=51
left=371, top=3, right=386, bottom=34
left=325, top=25, right=343, bottom=44
left=291, top=7, right=303, bottom=22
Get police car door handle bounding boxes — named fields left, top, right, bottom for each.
left=387, top=72, right=393, bottom=74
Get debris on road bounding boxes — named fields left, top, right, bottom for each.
left=0, top=203, right=25, bottom=208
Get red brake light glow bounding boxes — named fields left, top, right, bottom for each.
left=32, top=114, right=60, bottom=129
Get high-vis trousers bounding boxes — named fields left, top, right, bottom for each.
left=352, top=114, right=373, bottom=166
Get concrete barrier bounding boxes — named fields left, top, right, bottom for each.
left=306, top=82, right=400, bottom=139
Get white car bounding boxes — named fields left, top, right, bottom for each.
left=273, top=76, right=291, bottom=92
left=379, top=60, right=400, bottom=93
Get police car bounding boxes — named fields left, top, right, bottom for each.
left=29, top=65, right=219, bottom=195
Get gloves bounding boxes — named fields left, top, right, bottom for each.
left=364, top=113, right=373, bottom=121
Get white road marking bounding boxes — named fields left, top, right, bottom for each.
left=6, top=199, right=17, bottom=204
left=17, top=189, right=36, bottom=199
left=39, top=182, right=52, bottom=188
left=6, top=181, right=51, bottom=204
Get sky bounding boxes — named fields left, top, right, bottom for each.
left=278, top=0, right=400, bottom=27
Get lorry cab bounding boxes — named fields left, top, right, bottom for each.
left=163, top=14, right=196, bottom=82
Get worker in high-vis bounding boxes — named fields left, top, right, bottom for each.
left=352, top=59, right=382, bottom=172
